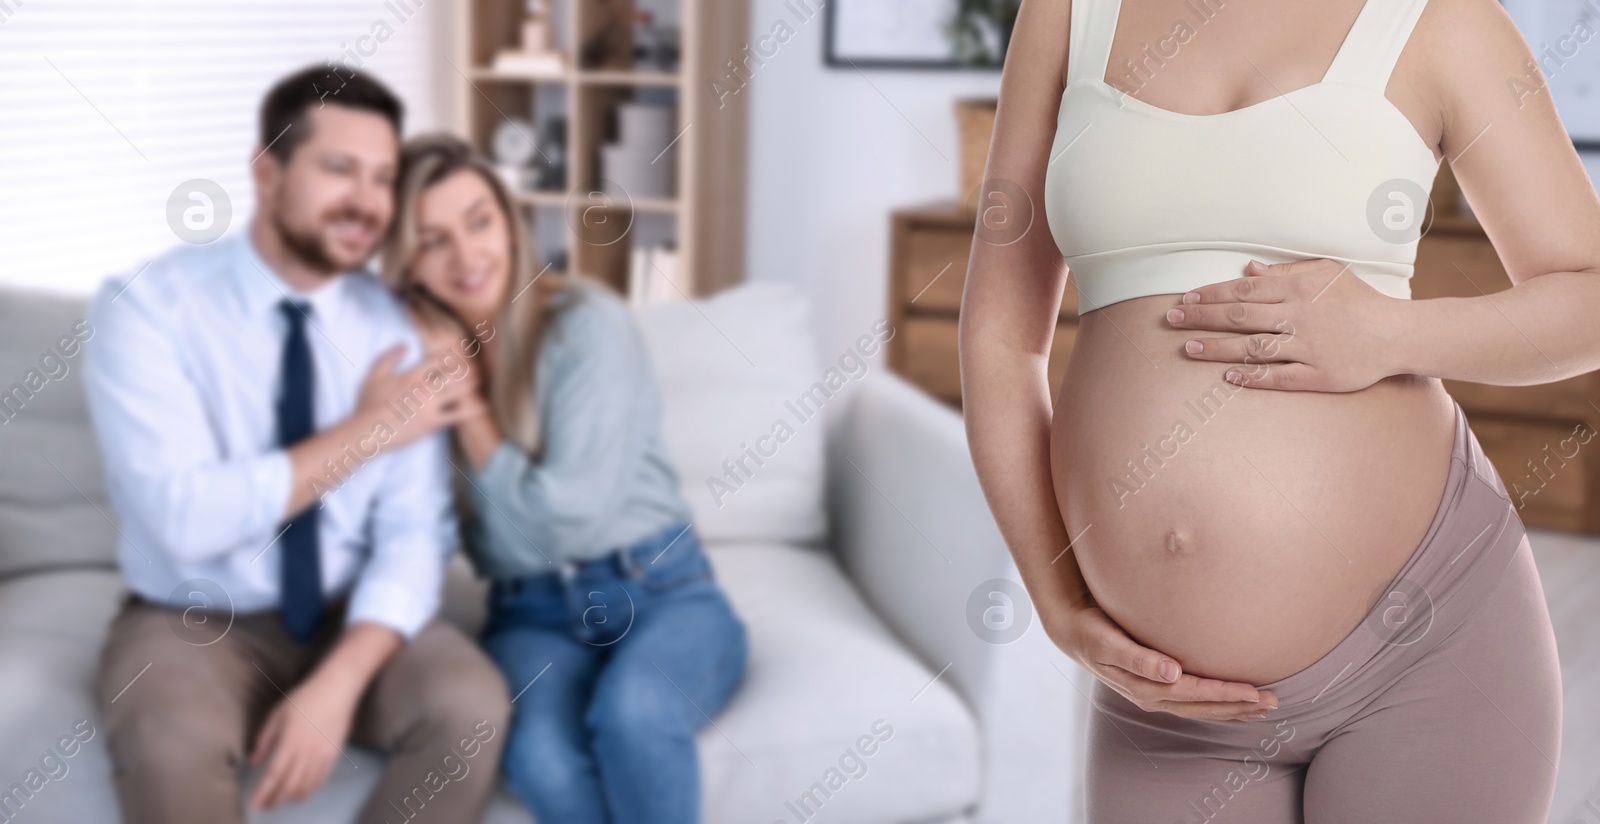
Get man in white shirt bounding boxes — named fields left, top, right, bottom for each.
left=84, top=66, right=511, bottom=824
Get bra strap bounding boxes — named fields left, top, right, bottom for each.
left=1066, top=0, right=1119, bottom=86
left=1321, top=0, right=1430, bottom=90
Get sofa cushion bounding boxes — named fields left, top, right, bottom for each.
left=0, top=282, right=834, bottom=574
left=0, top=287, right=115, bottom=578
left=635, top=284, right=829, bottom=547
left=0, top=544, right=980, bottom=824
left=0, top=569, right=123, bottom=823
left=701, top=542, right=981, bottom=824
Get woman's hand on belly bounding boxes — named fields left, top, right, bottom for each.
left=1053, top=596, right=1279, bottom=721
left=1166, top=258, right=1406, bottom=392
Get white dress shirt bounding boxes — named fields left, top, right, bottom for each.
left=83, top=231, right=454, bottom=639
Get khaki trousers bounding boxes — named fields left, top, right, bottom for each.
left=98, top=595, right=511, bottom=824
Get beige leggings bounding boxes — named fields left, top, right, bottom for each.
left=1086, top=401, right=1562, bottom=823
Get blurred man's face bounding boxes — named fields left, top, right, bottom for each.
left=258, top=104, right=398, bottom=276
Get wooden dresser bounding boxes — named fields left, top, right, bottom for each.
left=885, top=202, right=1080, bottom=405
left=885, top=165, right=1600, bottom=535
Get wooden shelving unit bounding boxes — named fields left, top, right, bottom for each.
left=451, top=0, right=749, bottom=298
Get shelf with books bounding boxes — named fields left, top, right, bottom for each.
left=453, top=0, right=747, bottom=300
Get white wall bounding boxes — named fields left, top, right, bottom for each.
left=741, top=0, right=1001, bottom=359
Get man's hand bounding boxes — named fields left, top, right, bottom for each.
left=282, top=341, right=486, bottom=518
left=247, top=673, right=360, bottom=811
left=246, top=623, right=402, bottom=811
left=355, top=343, right=488, bottom=450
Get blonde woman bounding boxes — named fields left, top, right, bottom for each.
left=380, top=133, right=748, bottom=824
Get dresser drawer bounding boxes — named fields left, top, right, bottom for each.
left=899, top=316, right=1076, bottom=405
left=1470, top=414, right=1598, bottom=533
left=1412, top=233, right=1511, bottom=299
left=898, top=226, right=973, bottom=313
left=1414, top=233, right=1598, bottom=419
left=1445, top=378, right=1599, bottom=423
left=895, top=222, right=1079, bottom=318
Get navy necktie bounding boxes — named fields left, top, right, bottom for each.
left=276, top=300, right=323, bottom=642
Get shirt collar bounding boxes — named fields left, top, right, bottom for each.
left=230, top=230, right=351, bottom=328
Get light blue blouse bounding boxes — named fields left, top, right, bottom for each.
left=462, top=276, right=694, bottom=578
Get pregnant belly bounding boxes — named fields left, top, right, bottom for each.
left=1050, top=293, right=1457, bottom=686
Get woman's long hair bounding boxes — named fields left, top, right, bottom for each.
left=379, top=132, right=565, bottom=459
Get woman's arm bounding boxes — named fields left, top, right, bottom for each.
left=1392, top=0, right=1600, bottom=384
left=958, top=0, right=1087, bottom=662
left=958, top=0, right=1270, bottom=718
left=454, top=404, right=505, bottom=470
left=458, top=291, right=666, bottom=566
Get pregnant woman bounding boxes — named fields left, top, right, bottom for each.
left=379, top=134, right=749, bottom=824
left=961, top=0, right=1600, bottom=820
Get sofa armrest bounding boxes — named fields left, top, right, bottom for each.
left=825, top=372, right=1094, bottom=824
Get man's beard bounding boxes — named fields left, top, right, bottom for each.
left=272, top=205, right=381, bottom=275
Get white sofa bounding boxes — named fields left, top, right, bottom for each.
left=0, top=279, right=1094, bottom=823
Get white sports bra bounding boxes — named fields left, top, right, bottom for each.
left=1043, top=0, right=1441, bottom=311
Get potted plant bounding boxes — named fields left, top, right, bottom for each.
left=945, top=0, right=1020, bottom=67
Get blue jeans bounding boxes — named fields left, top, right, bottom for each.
left=480, top=522, right=748, bottom=824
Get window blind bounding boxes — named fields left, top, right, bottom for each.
left=0, top=0, right=443, bottom=295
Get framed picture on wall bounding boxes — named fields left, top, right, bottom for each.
left=824, top=0, right=1018, bottom=70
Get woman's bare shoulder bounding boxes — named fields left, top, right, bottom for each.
left=1405, top=0, right=1541, bottom=127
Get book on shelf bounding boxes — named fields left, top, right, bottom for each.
left=627, top=242, right=686, bottom=306
left=491, top=50, right=567, bottom=77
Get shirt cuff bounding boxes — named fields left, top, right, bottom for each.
left=252, top=449, right=294, bottom=535
left=474, top=439, right=526, bottom=494
left=345, top=578, right=435, bottom=640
